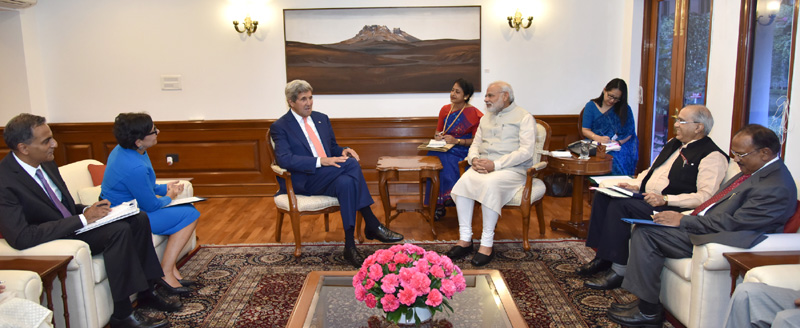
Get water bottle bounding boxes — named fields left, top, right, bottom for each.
left=579, top=140, right=591, bottom=159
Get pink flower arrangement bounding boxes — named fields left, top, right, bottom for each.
left=353, top=243, right=467, bottom=324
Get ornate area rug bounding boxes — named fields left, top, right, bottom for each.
left=161, top=241, right=672, bottom=327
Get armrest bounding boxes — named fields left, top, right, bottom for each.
left=271, top=164, right=288, bottom=177
left=0, top=270, right=42, bottom=302
left=527, top=161, right=548, bottom=176
left=458, top=160, right=468, bottom=176
left=695, top=234, right=800, bottom=271
left=743, top=264, right=800, bottom=290
left=0, top=239, right=93, bottom=272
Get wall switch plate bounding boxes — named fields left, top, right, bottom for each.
left=161, top=75, right=182, bottom=90
left=166, top=154, right=179, bottom=163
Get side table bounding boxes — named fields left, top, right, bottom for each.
left=376, top=156, right=443, bottom=239
left=546, top=154, right=612, bottom=238
left=0, top=255, right=73, bottom=328
left=723, top=251, right=800, bottom=295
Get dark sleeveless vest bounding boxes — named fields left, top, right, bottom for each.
left=639, top=136, right=727, bottom=196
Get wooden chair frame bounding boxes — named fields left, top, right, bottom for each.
left=458, top=118, right=552, bottom=250
left=265, top=129, right=362, bottom=257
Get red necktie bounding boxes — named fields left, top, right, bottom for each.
left=303, top=117, right=327, bottom=158
left=35, top=169, right=72, bottom=218
left=690, top=174, right=751, bottom=215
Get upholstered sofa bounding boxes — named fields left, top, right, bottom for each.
left=0, top=159, right=197, bottom=328
left=0, top=270, right=43, bottom=303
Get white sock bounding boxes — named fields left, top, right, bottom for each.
left=611, top=263, right=627, bottom=276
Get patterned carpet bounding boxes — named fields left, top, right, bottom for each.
left=158, top=240, right=672, bottom=327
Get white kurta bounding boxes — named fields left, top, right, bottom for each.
left=451, top=103, right=536, bottom=213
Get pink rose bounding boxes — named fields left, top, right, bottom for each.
left=429, top=264, right=445, bottom=279
left=398, top=287, right=417, bottom=306
left=414, top=259, right=430, bottom=275
left=393, top=251, right=412, bottom=264
left=381, top=274, right=400, bottom=294
left=410, top=272, right=431, bottom=296
left=353, top=271, right=366, bottom=287
left=425, top=289, right=443, bottom=307
left=399, top=267, right=416, bottom=285
left=365, top=279, right=376, bottom=290
left=376, top=250, right=395, bottom=264
left=381, top=293, right=400, bottom=312
left=365, top=293, right=377, bottom=308
left=389, top=244, right=404, bottom=252
left=368, top=263, right=384, bottom=280
left=424, top=251, right=442, bottom=265
left=388, top=263, right=397, bottom=272
left=452, top=274, right=466, bottom=292
left=355, top=284, right=367, bottom=301
left=363, top=254, right=377, bottom=267
left=439, top=279, right=456, bottom=298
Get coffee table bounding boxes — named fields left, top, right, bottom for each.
left=287, top=270, right=527, bottom=327
left=723, top=250, right=800, bottom=295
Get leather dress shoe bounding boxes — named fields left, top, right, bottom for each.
left=178, top=279, right=196, bottom=287
left=155, top=278, right=192, bottom=295
left=138, top=289, right=182, bottom=312
left=109, top=310, right=169, bottom=328
left=343, top=247, right=365, bottom=268
left=445, top=243, right=474, bottom=260
left=575, top=257, right=611, bottom=276
left=610, top=299, right=640, bottom=313
left=607, top=305, right=664, bottom=327
left=364, top=224, right=404, bottom=243
left=470, top=250, right=495, bottom=267
left=584, top=269, right=624, bottom=290
left=434, top=206, right=446, bottom=221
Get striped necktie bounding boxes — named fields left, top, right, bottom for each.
left=35, top=169, right=72, bottom=218
left=690, top=174, right=751, bottom=215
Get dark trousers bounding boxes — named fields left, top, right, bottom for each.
left=585, top=193, right=656, bottom=264
left=621, top=225, right=693, bottom=304
left=71, top=212, right=163, bottom=302
left=297, top=158, right=374, bottom=230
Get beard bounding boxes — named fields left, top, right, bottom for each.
left=485, top=99, right=504, bottom=113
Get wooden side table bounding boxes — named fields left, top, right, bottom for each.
left=376, top=156, right=443, bottom=239
left=546, top=154, right=613, bottom=238
left=0, top=255, right=73, bottom=328
left=723, top=251, right=800, bottom=295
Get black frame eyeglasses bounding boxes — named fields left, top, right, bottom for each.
left=146, top=126, right=159, bottom=136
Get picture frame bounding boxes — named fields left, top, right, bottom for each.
left=284, top=6, right=481, bottom=94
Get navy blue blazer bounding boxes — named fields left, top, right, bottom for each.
left=269, top=110, right=346, bottom=195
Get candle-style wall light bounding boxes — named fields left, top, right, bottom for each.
left=508, top=9, right=533, bottom=31
left=233, top=15, right=258, bottom=36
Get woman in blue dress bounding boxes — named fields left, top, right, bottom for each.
left=581, top=78, right=638, bottom=175
left=427, top=78, right=483, bottom=220
left=101, top=113, right=200, bottom=295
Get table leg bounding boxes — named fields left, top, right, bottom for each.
left=549, top=174, right=589, bottom=238
left=42, top=275, right=55, bottom=327
left=378, top=171, right=393, bottom=227
left=57, top=268, right=70, bottom=328
left=729, top=267, right=740, bottom=296
left=427, top=171, right=439, bottom=239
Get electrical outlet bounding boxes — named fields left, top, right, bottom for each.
left=167, top=154, right=179, bottom=163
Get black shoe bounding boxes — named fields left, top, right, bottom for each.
left=154, top=278, right=192, bottom=295
left=470, top=250, right=495, bottom=267
left=434, top=206, right=446, bottom=221
left=109, top=310, right=169, bottom=328
left=584, top=269, right=624, bottom=290
left=364, top=224, right=404, bottom=243
left=178, top=279, right=196, bottom=287
left=607, top=305, right=664, bottom=327
left=138, top=289, right=182, bottom=312
left=575, top=257, right=611, bottom=276
left=610, top=299, right=640, bottom=312
left=343, top=247, right=365, bottom=268
left=445, top=243, right=474, bottom=260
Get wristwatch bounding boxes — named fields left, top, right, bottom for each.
left=663, top=195, right=669, bottom=205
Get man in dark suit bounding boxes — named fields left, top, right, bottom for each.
left=577, top=105, right=728, bottom=290
left=0, top=114, right=180, bottom=328
left=269, top=80, right=404, bottom=268
left=608, top=124, right=798, bottom=327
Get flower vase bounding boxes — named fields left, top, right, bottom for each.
left=396, top=306, right=432, bottom=326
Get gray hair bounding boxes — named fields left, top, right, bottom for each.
left=688, top=105, right=714, bottom=136
left=3, top=113, right=46, bottom=151
left=285, top=80, right=313, bottom=105
left=490, top=81, right=515, bottom=103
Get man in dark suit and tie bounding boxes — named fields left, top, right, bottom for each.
left=269, top=80, right=404, bottom=268
left=607, top=124, right=798, bottom=327
left=0, top=114, right=180, bottom=328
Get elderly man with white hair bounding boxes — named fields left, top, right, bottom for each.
left=445, top=81, right=535, bottom=266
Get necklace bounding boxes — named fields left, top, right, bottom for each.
left=441, top=103, right=467, bottom=135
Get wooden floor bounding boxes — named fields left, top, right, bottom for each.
left=193, top=195, right=591, bottom=245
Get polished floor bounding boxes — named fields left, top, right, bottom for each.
left=192, top=195, right=590, bottom=245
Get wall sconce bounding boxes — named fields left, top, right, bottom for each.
left=508, top=9, right=533, bottom=31
left=233, top=15, right=258, bottom=36
left=757, top=1, right=781, bottom=26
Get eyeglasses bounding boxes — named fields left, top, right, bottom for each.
left=605, top=92, right=621, bottom=102
left=146, top=126, right=159, bottom=136
left=672, top=115, right=698, bottom=125
left=730, top=148, right=760, bottom=161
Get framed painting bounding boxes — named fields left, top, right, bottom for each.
left=284, top=6, right=481, bottom=94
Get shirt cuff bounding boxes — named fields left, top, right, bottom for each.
left=316, top=157, right=321, bottom=168
left=78, top=214, right=88, bottom=226
left=494, top=161, right=502, bottom=171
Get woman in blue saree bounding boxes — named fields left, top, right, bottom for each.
left=581, top=78, right=638, bottom=176
left=427, top=78, right=483, bottom=220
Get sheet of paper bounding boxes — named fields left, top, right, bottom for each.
left=427, top=139, right=447, bottom=148
left=549, top=150, right=572, bottom=158
left=166, top=196, right=206, bottom=207
left=76, top=201, right=140, bottom=234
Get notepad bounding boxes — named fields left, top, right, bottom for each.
left=621, top=218, right=676, bottom=227
left=590, top=186, right=644, bottom=199
left=76, top=201, right=140, bottom=234
left=165, top=196, right=206, bottom=207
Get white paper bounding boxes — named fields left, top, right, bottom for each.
left=549, top=151, right=572, bottom=158
left=75, top=201, right=140, bottom=234
left=427, top=139, right=447, bottom=148
left=165, top=196, right=206, bottom=207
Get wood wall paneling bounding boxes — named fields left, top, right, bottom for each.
left=0, top=115, right=579, bottom=197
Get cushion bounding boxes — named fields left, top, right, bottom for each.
left=273, top=194, right=340, bottom=212
left=784, top=200, right=800, bottom=233
left=87, top=164, right=106, bottom=187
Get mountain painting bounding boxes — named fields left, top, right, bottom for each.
left=284, top=7, right=481, bottom=94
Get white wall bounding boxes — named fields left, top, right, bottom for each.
left=0, top=0, right=632, bottom=123
left=0, top=10, right=31, bottom=124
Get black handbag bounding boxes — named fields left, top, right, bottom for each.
left=567, top=140, right=597, bottom=157
left=543, top=173, right=573, bottom=197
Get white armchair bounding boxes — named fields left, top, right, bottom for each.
left=743, top=263, right=800, bottom=289
left=0, top=270, right=43, bottom=303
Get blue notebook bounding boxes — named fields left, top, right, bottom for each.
left=621, top=218, right=676, bottom=227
